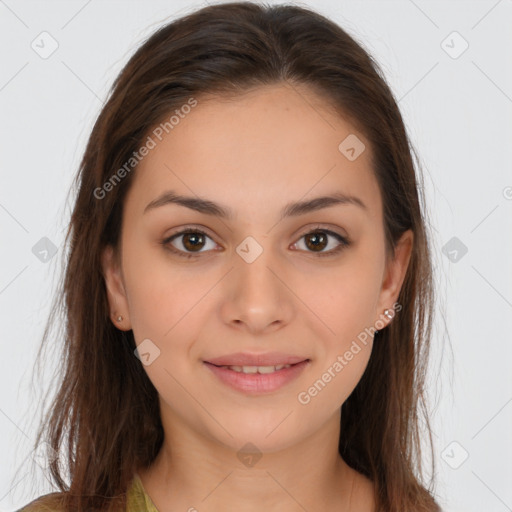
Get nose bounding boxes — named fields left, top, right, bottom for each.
left=219, top=239, right=295, bottom=335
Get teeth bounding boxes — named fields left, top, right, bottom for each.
left=220, top=364, right=292, bottom=373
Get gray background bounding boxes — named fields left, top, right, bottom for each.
left=1, top=1, right=511, bottom=511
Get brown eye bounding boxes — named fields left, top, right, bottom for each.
left=162, top=228, right=217, bottom=258
left=304, top=231, right=328, bottom=252
left=161, top=226, right=350, bottom=259
left=181, top=232, right=206, bottom=252
left=293, top=228, right=350, bottom=257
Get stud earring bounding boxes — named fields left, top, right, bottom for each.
left=384, top=309, right=394, bottom=319
left=116, top=315, right=123, bottom=322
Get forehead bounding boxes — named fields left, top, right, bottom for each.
left=125, top=83, right=381, bottom=222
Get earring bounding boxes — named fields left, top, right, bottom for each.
left=116, top=315, right=123, bottom=322
left=384, top=309, right=394, bottom=319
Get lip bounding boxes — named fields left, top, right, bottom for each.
left=204, top=352, right=309, bottom=367
left=203, top=359, right=310, bottom=395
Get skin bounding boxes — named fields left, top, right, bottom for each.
left=102, top=82, right=413, bottom=512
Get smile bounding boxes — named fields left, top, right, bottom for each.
left=203, top=360, right=310, bottom=394
left=217, top=364, right=292, bottom=373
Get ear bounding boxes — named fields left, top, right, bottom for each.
left=375, top=229, right=413, bottom=326
left=101, top=244, right=132, bottom=330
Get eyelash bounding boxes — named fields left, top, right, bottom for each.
left=161, top=225, right=351, bottom=259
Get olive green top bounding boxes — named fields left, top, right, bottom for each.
left=126, top=473, right=159, bottom=512
left=17, top=473, right=159, bottom=512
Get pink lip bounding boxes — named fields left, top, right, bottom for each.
left=204, top=351, right=309, bottom=367
left=203, top=360, right=310, bottom=395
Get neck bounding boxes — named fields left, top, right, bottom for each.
left=138, top=405, right=358, bottom=512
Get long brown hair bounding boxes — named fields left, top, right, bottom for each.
left=19, top=2, right=441, bottom=510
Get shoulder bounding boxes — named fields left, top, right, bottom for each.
left=17, top=474, right=153, bottom=512
left=16, top=492, right=66, bottom=512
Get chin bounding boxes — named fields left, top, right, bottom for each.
left=206, top=420, right=305, bottom=455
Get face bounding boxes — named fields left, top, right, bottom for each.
left=102, top=82, right=412, bottom=454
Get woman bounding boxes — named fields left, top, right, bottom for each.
left=18, top=2, right=442, bottom=511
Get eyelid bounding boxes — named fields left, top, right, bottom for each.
left=295, top=223, right=349, bottom=241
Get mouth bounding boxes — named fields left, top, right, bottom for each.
left=203, top=359, right=311, bottom=394
left=205, top=361, right=308, bottom=374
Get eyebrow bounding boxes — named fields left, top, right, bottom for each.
left=143, top=190, right=367, bottom=220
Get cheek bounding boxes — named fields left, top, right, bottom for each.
left=122, top=251, right=214, bottom=410
left=294, top=256, right=381, bottom=404
left=294, top=277, right=377, bottom=423
left=303, top=259, right=383, bottom=347
left=122, top=243, right=214, bottom=351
